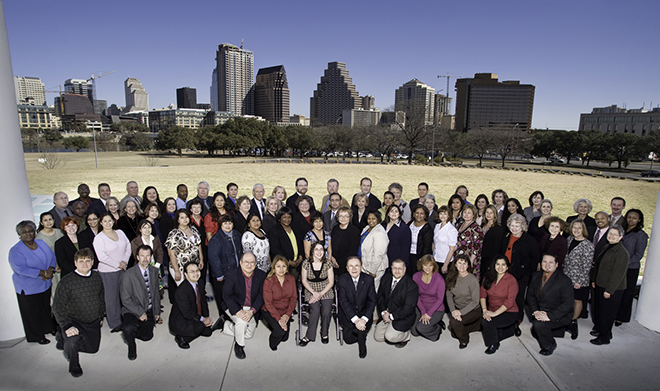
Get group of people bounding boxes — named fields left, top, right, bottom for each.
left=8, top=176, right=649, bottom=376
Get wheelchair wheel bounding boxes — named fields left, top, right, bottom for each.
left=295, top=330, right=299, bottom=346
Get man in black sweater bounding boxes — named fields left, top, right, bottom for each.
left=53, top=248, right=105, bottom=378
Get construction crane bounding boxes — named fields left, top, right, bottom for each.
left=436, top=73, right=464, bottom=115
left=87, top=70, right=116, bottom=101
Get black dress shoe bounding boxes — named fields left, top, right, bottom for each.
left=111, top=325, right=123, bottom=333
left=175, top=336, right=190, bottom=349
left=569, top=320, right=578, bottom=340
left=298, top=337, right=310, bottom=347
left=539, top=341, right=557, bottom=356
left=514, top=325, right=522, bottom=337
left=128, top=350, right=137, bottom=361
left=485, top=345, right=498, bottom=354
left=589, top=330, right=599, bottom=337
left=70, top=365, right=83, bottom=378
left=211, top=318, right=224, bottom=332
left=321, top=336, right=329, bottom=344
left=234, top=343, right=246, bottom=359
left=359, top=346, right=367, bottom=359
left=590, top=338, right=609, bottom=345
left=459, top=342, right=468, bottom=349
left=614, top=321, right=623, bottom=327
left=37, top=338, right=51, bottom=345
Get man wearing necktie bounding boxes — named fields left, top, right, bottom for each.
left=323, top=193, right=343, bottom=234
left=337, top=256, right=377, bottom=358
left=168, top=263, right=217, bottom=349
left=527, top=254, right=574, bottom=356
left=120, top=245, right=162, bottom=360
left=49, top=191, right=72, bottom=228
left=250, top=184, right=266, bottom=220
left=373, top=259, right=418, bottom=348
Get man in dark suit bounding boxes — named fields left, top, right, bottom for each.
left=249, top=183, right=266, bottom=220
left=588, top=211, right=611, bottom=320
left=187, top=181, right=211, bottom=217
left=222, top=252, right=267, bottom=359
left=226, top=182, right=238, bottom=211
left=337, top=256, right=377, bottom=358
left=87, top=183, right=111, bottom=217
left=286, top=177, right=315, bottom=214
left=351, top=177, right=381, bottom=213
left=120, top=245, right=162, bottom=360
left=49, top=191, right=72, bottom=228
left=527, top=254, right=574, bottom=356
left=323, top=192, right=342, bottom=234
left=373, top=259, right=419, bottom=348
left=168, top=263, right=216, bottom=349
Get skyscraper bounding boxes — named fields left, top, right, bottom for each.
left=254, top=65, right=289, bottom=123
left=177, top=87, right=197, bottom=109
left=213, top=43, right=254, bottom=115
left=64, top=79, right=94, bottom=104
left=394, top=79, right=436, bottom=125
left=454, top=73, right=535, bottom=132
left=14, top=76, right=46, bottom=106
left=310, top=62, right=361, bottom=126
left=124, top=77, right=149, bottom=112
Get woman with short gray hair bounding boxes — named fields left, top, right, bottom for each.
left=566, top=198, right=596, bottom=231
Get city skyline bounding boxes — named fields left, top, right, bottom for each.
left=4, top=0, right=659, bottom=130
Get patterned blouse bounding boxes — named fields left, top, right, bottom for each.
left=563, top=236, right=594, bottom=287
left=302, top=259, right=334, bottom=301
left=242, top=229, right=271, bottom=273
left=165, top=227, right=202, bottom=273
left=304, top=229, right=331, bottom=258
left=455, top=221, right=484, bottom=277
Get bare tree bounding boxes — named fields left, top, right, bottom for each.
left=490, top=126, right=532, bottom=168
left=465, top=128, right=492, bottom=167
left=393, top=100, right=430, bottom=164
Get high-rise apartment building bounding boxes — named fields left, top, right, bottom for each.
left=254, top=65, right=289, bottom=124
left=310, top=62, right=362, bottom=126
left=394, top=79, right=436, bottom=125
left=454, top=73, right=535, bottom=132
left=124, top=77, right=149, bottom=112
left=14, top=76, right=46, bottom=106
left=213, top=43, right=254, bottom=115
left=65, top=79, right=94, bottom=103
left=177, top=87, right=198, bottom=109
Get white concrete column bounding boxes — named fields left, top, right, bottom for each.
left=0, top=1, right=33, bottom=342
left=637, top=184, right=660, bottom=332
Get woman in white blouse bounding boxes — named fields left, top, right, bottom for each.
left=432, top=205, right=458, bottom=274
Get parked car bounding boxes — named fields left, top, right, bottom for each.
left=547, top=156, right=566, bottom=164
left=641, top=170, right=660, bottom=177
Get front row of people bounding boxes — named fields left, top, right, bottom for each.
left=51, top=227, right=628, bottom=375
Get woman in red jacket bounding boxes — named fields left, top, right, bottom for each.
left=261, top=255, right=296, bottom=350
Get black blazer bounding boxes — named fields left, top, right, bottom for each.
left=55, top=235, right=78, bottom=277
left=481, top=225, right=505, bottom=274
left=351, top=206, right=369, bottom=232
left=169, top=280, right=209, bottom=337
left=527, top=270, right=574, bottom=324
left=87, top=199, right=107, bottom=217
left=501, top=232, right=539, bottom=280
left=410, top=222, right=433, bottom=257
left=331, top=224, right=360, bottom=274
left=352, top=193, right=382, bottom=213
left=249, top=198, right=266, bottom=220
left=337, top=272, right=377, bottom=326
left=78, top=227, right=99, bottom=268
left=291, top=211, right=313, bottom=251
left=222, top=267, right=266, bottom=320
left=268, top=224, right=298, bottom=261
left=262, top=212, right=277, bottom=235
left=376, top=273, right=419, bottom=332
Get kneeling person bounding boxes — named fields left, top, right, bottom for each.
left=53, top=248, right=105, bottom=378
left=528, top=254, right=574, bottom=355
left=374, top=259, right=419, bottom=348
left=120, top=245, right=162, bottom=360
left=337, top=256, right=376, bottom=358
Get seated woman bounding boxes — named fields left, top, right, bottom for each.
left=446, top=255, right=482, bottom=348
left=411, top=255, right=445, bottom=342
left=261, top=255, right=296, bottom=351
left=480, top=255, right=519, bottom=354
left=299, top=242, right=335, bottom=346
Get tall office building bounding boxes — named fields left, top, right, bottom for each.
left=14, top=76, right=46, bottom=106
left=64, top=79, right=94, bottom=103
left=578, top=105, right=660, bottom=136
left=213, top=43, right=254, bottom=115
left=394, top=79, right=436, bottom=125
left=310, top=62, right=362, bottom=126
left=454, top=73, right=535, bottom=132
left=177, top=87, right=198, bottom=109
left=124, top=77, right=149, bottom=112
left=361, top=95, right=375, bottom=110
left=254, top=65, right=289, bottom=123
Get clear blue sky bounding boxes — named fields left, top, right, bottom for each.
left=5, top=0, right=659, bottom=130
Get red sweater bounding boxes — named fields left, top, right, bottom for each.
left=480, top=273, right=519, bottom=313
left=262, top=274, right=297, bottom=319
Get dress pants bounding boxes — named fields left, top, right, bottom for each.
left=63, top=318, right=102, bottom=372
left=411, top=309, right=444, bottom=341
left=261, top=310, right=291, bottom=349
left=373, top=320, right=411, bottom=343
left=16, top=288, right=55, bottom=342
left=593, top=286, right=624, bottom=342
left=615, top=268, right=639, bottom=323
left=224, top=310, right=256, bottom=347
left=532, top=318, right=571, bottom=349
left=481, top=311, right=518, bottom=347
left=515, top=276, right=530, bottom=323
left=211, top=279, right=225, bottom=317
left=122, top=311, right=155, bottom=355
left=342, top=319, right=372, bottom=351
left=100, top=270, right=124, bottom=329
left=449, top=306, right=482, bottom=344
left=306, top=298, right=332, bottom=341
